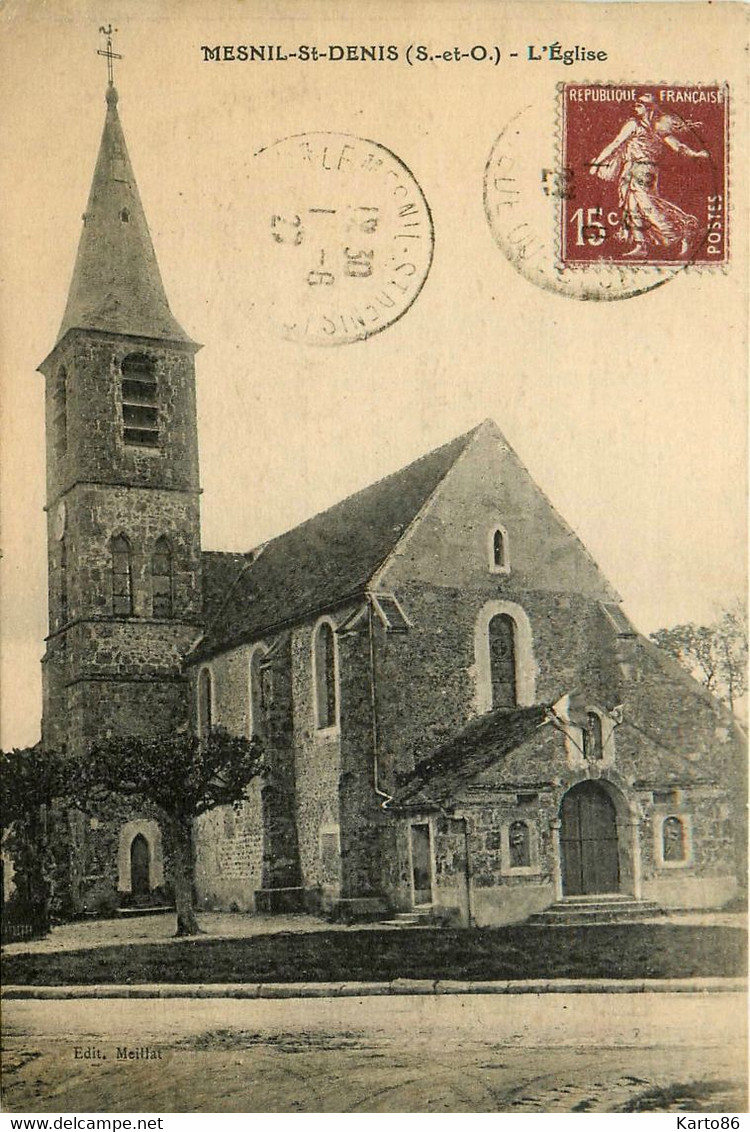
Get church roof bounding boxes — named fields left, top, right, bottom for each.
left=391, top=704, right=548, bottom=809
left=201, top=551, right=251, bottom=626
left=191, top=425, right=482, bottom=660
left=56, top=86, right=191, bottom=345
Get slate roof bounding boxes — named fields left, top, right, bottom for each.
left=201, top=551, right=251, bottom=627
left=56, top=86, right=190, bottom=346
left=391, top=704, right=548, bottom=809
left=191, top=424, right=481, bottom=661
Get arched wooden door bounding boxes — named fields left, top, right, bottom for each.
left=130, top=834, right=151, bottom=900
left=560, top=782, right=620, bottom=895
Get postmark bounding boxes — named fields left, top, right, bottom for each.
left=560, top=84, right=728, bottom=268
left=251, top=132, right=433, bottom=344
left=484, top=85, right=728, bottom=301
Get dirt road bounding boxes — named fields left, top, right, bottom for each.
left=2, top=992, right=746, bottom=1113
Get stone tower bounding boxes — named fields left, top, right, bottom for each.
left=38, top=81, right=202, bottom=763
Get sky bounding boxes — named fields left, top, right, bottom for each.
left=0, top=0, right=746, bottom=749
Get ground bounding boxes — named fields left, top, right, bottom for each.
left=3, top=912, right=746, bottom=984
left=2, top=911, right=746, bottom=1113
left=2, top=993, right=746, bottom=1113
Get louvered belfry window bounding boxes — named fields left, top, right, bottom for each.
left=121, top=354, right=159, bottom=447
left=152, top=536, right=173, bottom=618
left=111, top=535, right=133, bottom=616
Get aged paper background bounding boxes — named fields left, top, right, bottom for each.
left=0, top=0, right=746, bottom=1116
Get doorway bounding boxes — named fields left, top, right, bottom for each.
left=560, top=781, right=620, bottom=895
left=130, top=833, right=151, bottom=900
left=410, top=823, right=433, bottom=906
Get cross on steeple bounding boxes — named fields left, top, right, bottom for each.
left=97, top=25, right=122, bottom=87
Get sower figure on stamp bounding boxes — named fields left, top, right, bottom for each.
left=589, top=93, right=709, bottom=258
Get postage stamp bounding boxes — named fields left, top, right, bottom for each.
left=560, top=84, right=729, bottom=267
left=251, top=132, right=433, bottom=345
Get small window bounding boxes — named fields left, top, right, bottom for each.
left=151, top=537, right=173, bottom=618
left=662, top=816, right=687, bottom=863
left=516, top=792, right=539, bottom=805
left=582, top=712, right=604, bottom=761
left=120, top=208, right=130, bottom=223
left=508, top=821, right=531, bottom=868
left=111, top=535, right=133, bottom=616
left=60, top=536, right=68, bottom=624
left=121, top=354, right=159, bottom=448
left=248, top=645, right=267, bottom=738
left=313, top=619, right=338, bottom=730
left=54, top=366, right=68, bottom=461
left=489, top=526, right=510, bottom=573
left=489, top=613, right=517, bottom=708
left=198, top=667, right=213, bottom=742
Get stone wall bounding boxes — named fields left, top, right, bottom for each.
left=191, top=644, right=265, bottom=910
left=42, top=332, right=200, bottom=503
left=390, top=682, right=742, bottom=925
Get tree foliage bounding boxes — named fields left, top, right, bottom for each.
left=0, top=745, right=65, bottom=831
left=70, top=728, right=264, bottom=822
left=0, top=746, right=67, bottom=919
left=650, top=604, right=748, bottom=713
left=68, top=727, right=264, bottom=936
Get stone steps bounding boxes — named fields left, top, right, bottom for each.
left=527, top=895, right=664, bottom=927
left=379, top=910, right=435, bottom=928
left=117, top=905, right=175, bottom=918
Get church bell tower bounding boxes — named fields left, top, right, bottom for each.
left=39, top=74, right=203, bottom=760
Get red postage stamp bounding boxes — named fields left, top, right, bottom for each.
left=560, top=84, right=728, bottom=267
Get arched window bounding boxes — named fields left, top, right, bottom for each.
left=54, top=366, right=68, bottom=461
left=583, top=711, right=604, bottom=761
left=151, top=536, right=173, bottom=618
left=198, top=667, right=213, bottom=741
left=662, top=816, right=687, bottom=863
left=248, top=644, right=267, bottom=738
left=489, top=526, right=509, bottom=573
left=488, top=613, right=517, bottom=708
left=111, top=535, right=133, bottom=616
left=313, top=619, right=339, bottom=730
left=475, top=601, right=536, bottom=713
left=121, top=354, right=159, bottom=448
left=508, top=821, right=531, bottom=868
left=60, top=536, right=68, bottom=624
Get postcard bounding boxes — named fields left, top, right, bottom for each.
left=0, top=0, right=746, bottom=1117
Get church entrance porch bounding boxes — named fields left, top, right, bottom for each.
left=560, top=781, right=621, bottom=896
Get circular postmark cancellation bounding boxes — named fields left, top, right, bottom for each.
left=484, top=84, right=728, bottom=301
left=251, top=132, right=434, bottom=344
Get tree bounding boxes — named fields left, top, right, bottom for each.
left=650, top=603, right=748, bottom=714
left=0, top=745, right=66, bottom=920
left=69, top=728, right=263, bottom=936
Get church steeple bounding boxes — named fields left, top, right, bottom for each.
left=39, top=67, right=203, bottom=769
left=57, top=84, right=190, bottom=345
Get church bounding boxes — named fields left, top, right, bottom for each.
left=37, top=79, right=744, bottom=926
